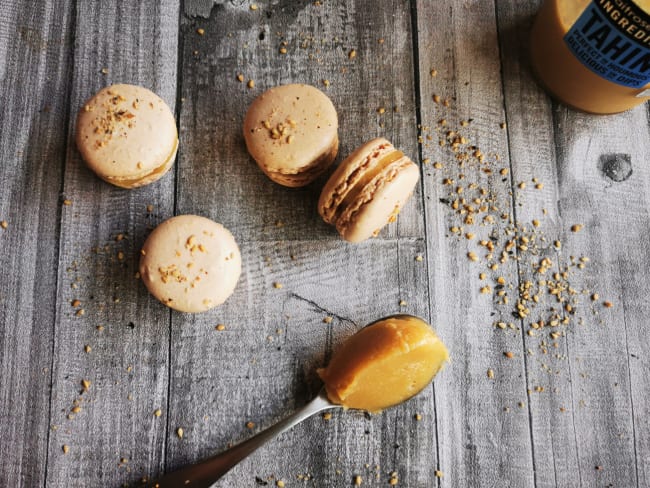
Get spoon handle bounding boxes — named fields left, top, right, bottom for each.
left=150, top=390, right=335, bottom=488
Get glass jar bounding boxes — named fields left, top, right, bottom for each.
left=530, top=0, right=650, bottom=114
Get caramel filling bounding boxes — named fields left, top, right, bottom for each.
left=333, top=150, right=404, bottom=223
left=318, top=316, right=448, bottom=412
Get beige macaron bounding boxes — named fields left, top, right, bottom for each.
left=243, top=84, right=338, bottom=187
left=318, top=138, right=419, bottom=243
left=139, top=215, right=241, bottom=313
left=76, top=84, right=178, bottom=188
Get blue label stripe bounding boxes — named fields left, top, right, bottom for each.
left=564, top=1, right=650, bottom=88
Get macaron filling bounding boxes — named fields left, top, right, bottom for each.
left=334, top=149, right=405, bottom=222
left=320, top=140, right=396, bottom=224
left=335, top=158, right=417, bottom=238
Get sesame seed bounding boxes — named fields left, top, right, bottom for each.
left=215, top=324, right=226, bottom=331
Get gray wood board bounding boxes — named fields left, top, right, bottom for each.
left=0, top=1, right=74, bottom=486
left=168, top=0, right=433, bottom=486
left=417, top=1, right=536, bottom=486
left=43, top=1, right=180, bottom=487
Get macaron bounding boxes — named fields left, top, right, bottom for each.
left=76, top=84, right=178, bottom=188
left=318, top=138, right=419, bottom=243
left=243, top=84, right=338, bottom=187
left=139, top=215, right=241, bottom=313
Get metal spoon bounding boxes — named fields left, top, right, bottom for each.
left=148, top=314, right=424, bottom=488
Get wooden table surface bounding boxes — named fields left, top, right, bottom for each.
left=2, top=1, right=649, bottom=487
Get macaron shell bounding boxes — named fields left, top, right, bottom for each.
left=243, top=84, right=338, bottom=185
left=76, top=84, right=178, bottom=184
left=318, top=137, right=395, bottom=224
left=336, top=159, right=420, bottom=243
left=139, top=215, right=241, bottom=313
left=260, top=136, right=338, bottom=187
left=107, top=139, right=178, bottom=189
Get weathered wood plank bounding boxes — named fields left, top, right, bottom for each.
left=44, top=2, right=179, bottom=487
left=167, top=1, right=433, bottom=486
left=494, top=3, right=582, bottom=487
left=0, top=1, right=74, bottom=486
left=416, top=0, right=536, bottom=486
left=496, top=2, right=650, bottom=487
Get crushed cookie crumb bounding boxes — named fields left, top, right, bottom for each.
left=273, top=282, right=283, bottom=289
left=348, top=49, right=357, bottom=59
left=323, top=316, right=333, bottom=324
left=236, top=73, right=244, bottom=82
left=62, top=445, right=69, bottom=454
left=250, top=4, right=258, bottom=10
left=196, top=28, right=205, bottom=35
left=571, top=224, right=583, bottom=233
left=177, top=427, right=184, bottom=439
left=0, top=220, right=8, bottom=229
left=216, top=324, right=226, bottom=331
left=247, top=79, right=255, bottom=89
left=322, top=79, right=330, bottom=87
left=603, top=301, right=613, bottom=308
left=354, top=475, right=362, bottom=485
left=154, top=409, right=162, bottom=417
left=435, top=470, right=443, bottom=478
left=322, top=412, right=332, bottom=421
left=246, top=421, right=255, bottom=429
left=487, top=368, right=494, bottom=379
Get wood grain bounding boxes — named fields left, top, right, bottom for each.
left=496, top=1, right=650, bottom=487
left=0, top=1, right=74, bottom=486
left=43, top=2, right=179, bottom=487
left=168, top=1, right=433, bottom=486
left=416, top=1, right=539, bottom=486
left=1, top=0, right=649, bottom=486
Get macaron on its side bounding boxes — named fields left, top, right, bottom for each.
left=139, top=215, right=241, bottom=313
left=336, top=158, right=420, bottom=243
left=318, top=138, right=397, bottom=224
left=243, top=83, right=338, bottom=187
left=318, top=138, right=420, bottom=243
left=76, top=84, right=178, bottom=188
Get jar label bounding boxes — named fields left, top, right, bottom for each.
left=564, top=0, right=650, bottom=88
